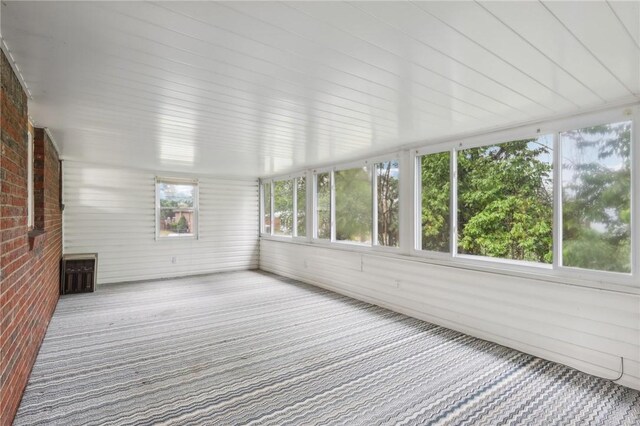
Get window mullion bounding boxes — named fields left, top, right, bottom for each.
left=330, top=170, right=336, bottom=242
left=450, top=148, right=458, bottom=258
left=633, top=111, right=639, bottom=277
left=306, top=171, right=313, bottom=241
left=312, top=173, right=318, bottom=239
left=293, top=178, right=298, bottom=237
left=372, top=165, right=378, bottom=246
left=270, top=181, right=274, bottom=236
left=553, top=133, right=562, bottom=270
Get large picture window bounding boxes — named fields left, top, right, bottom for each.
left=420, top=151, right=451, bottom=253
left=156, top=178, right=198, bottom=238
left=273, top=179, right=294, bottom=236
left=335, top=166, right=372, bottom=244
left=457, top=136, right=553, bottom=263
left=560, top=121, right=632, bottom=273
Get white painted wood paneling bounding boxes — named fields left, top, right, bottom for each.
left=63, top=161, right=259, bottom=284
left=2, top=2, right=639, bottom=177
left=260, top=239, right=640, bottom=391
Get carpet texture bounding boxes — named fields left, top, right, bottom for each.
left=14, top=271, right=640, bottom=425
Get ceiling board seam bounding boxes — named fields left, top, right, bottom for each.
left=475, top=0, right=606, bottom=104
left=68, top=63, right=468, bottom=131
left=154, top=1, right=483, bottom=123
left=409, top=1, right=582, bottom=110
left=282, top=2, right=512, bottom=122
left=85, top=64, right=394, bottom=131
left=347, top=1, right=553, bottom=116
left=342, top=1, right=536, bottom=117
left=62, top=159, right=259, bottom=182
left=95, top=2, right=447, bottom=125
left=539, top=1, right=636, bottom=97
left=606, top=1, right=640, bottom=51
left=50, top=82, right=392, bottom=141
left=56, top=92, right=380, bottom=145
left=347, top=1, right=554, bottom=115
left=82, top=46, right=399, bottom=128
left=69, top=9, right=407, bottom=127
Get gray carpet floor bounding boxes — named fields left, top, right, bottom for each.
left=14, top=270, right=640, bottom=425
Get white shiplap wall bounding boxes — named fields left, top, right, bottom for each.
left=260, top=239, right=640, bottom=391
left=63, top=161, right=259, bottom=284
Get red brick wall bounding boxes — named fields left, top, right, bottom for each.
left=1, top=49, right=62, bottom=426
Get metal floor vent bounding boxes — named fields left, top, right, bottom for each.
left=61, top=253, right=98, bottom=294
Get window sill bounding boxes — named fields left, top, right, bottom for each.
left=260, top=236, right=639, bottom=295
left=156, top=237, right=199, bottom=241
left=28, top=229, right=47, bottom=252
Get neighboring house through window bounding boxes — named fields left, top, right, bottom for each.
left=156, top=178, right=198, bottom=239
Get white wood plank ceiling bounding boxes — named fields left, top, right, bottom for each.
left=2, top=1, right=639, bottom=177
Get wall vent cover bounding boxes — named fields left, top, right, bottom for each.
left=61, top=253, right=98, bottom=294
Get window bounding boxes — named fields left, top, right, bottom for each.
left=315, top=172, right=331, bottom=239
left=27, top=131, right=34, bottom=228
left=375, top=160, right=399, bottom=247
left=560, top=121, right=632, bottom=273
left=457, top=136, right=553, bottom=263
left=296, top=176, right=306, bottom=237
left=273, top=179, right=294, bottom=236
left=419, top=151, right=451, bottom=253
left=262, top=182, right=271, bottom=234
left=259, top=110, right=636, bottom=283
left=156, top=178, right=198, bottom=238
left=335, top=166, right=372, bottom=244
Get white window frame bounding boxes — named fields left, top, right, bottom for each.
left=261, top=173, right=304, bottom=240
left=413, top=146, right=454, bottom=261
left=331, top=159, right=373, bottom=247
left=312, top=167, right=333, bottom=242
left=155, top=177, right=199, bottom=240
left=258, top=104, right=638, bottom=290
left=410, top=105, right=637, bottom=286
left=372, top=156, right=402, bottom=252
left=453, top=131, right=555, bottom=269
left=272, top=177, right=293, bottom=238
left=27, top=131, right=34, bottom=229
left=554, top=116, right=636, bottom=280
left=260, top=179, right=273, bottom=236
left=293, top=173, right=309, bottom=241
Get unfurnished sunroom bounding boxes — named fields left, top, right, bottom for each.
left=0, top=1, right=639, bottom=425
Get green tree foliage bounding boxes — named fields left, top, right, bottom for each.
left=159, top=183, right=195, bottom=232
left=335, top=167, right=372, bottom=242
left=274, top=180, right=294, bottom=235
left=457, top=139, right=553, bottom=263
left=421, top=152, right=451, bottom=252
left=561, top=121, right=631, bottom=273
left=175, top=215, right=189, bottom=233
left=296, top=177, right=306, bottom=237
left=316, top=173, right=331, bottom=239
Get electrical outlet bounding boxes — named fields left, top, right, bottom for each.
left=171, top=256, right=177, bottom=264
